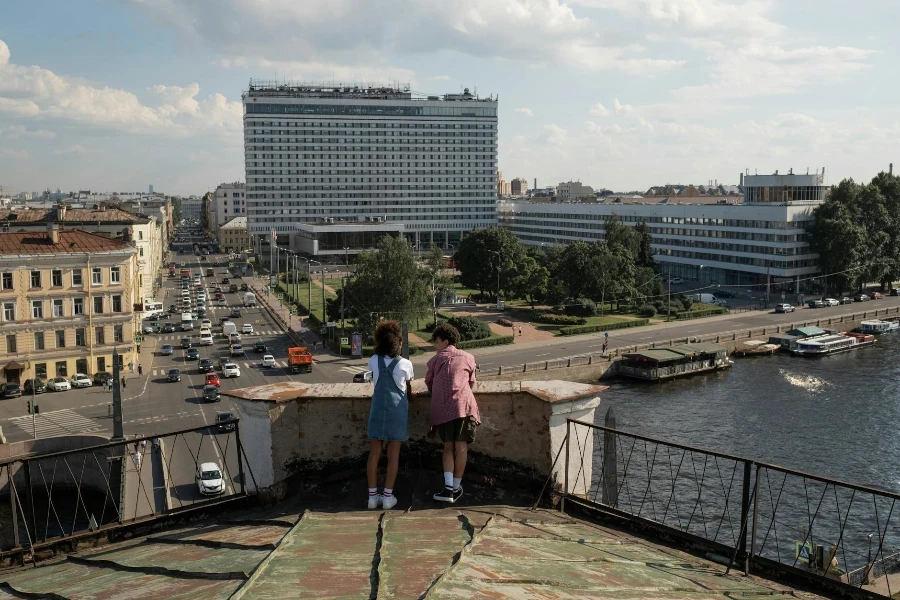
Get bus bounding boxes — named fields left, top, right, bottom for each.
left=141, top=300, right=164, bottom=320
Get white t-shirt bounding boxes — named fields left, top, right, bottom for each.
left=367, top=354, right=414, bottom=391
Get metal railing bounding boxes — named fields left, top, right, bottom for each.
left=0, top=419, right=256, bottom=557
left=560, top=418, right=900, bottom=596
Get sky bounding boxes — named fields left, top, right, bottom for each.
left=1, top=0, right=899, bottom=196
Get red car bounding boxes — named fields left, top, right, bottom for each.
left=870, top=292, right=883, bottom=299
left=205, top=373, right=221, bottom=387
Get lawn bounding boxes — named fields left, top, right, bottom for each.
left=275, top=280, right=335, bottom=329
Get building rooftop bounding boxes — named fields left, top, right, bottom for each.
left=244, top=80, right=495, bottom=103
left=0, top=230, right=135, bottom=255
left=219, top=216, right=247, bottom=230
left=0, top=206, right=150, bottom=224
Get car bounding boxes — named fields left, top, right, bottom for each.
left=200, top=319, right=212, bottom=329
left=23, top=378, right=46, bottom=394
left=199, top=332, right=214, bottom=346
left=185, top=348, right=200, bottom=360
left=219, top=315, right=230, bottom=323
left=216, top=298, right=228, bottom=307
left=892, top=289, right=900, bottom=297
left=197, top=308, right=207, bottom=318
left=0, top=383, right=22, bottom=399
left=197, top=292, right=206, bottom=301
left=71, top=373, right=93, bottom=388
left=824, top=298, right=839, bottom=307
left=241, top=324, right=254, bottom=335
left=871, top=292, right=883, bottom=299
left=839, top=297, right=853, bottom=304
left=669, top=277, right=683, bottom=285
left=182, top=338, right=195, bottom=350
left=353, top=371, right=373, bottom=383
left=854, top=294, right=871, bottom=302
left=142, top=325, right=156, bottom=335
left=48, top=377, right=71, bottom=392
left=806, top=299, right=825, bottom=308
left=205, top=372, right=221, bottom=387
left=213, top=261, right=219, bottom=266
left=261, top=354, right=276, bottom=368
left=240, top=283, right=249, bottom=292
left=196, top=462, right=225, bottom=496
left=159, top=344, right=174, bottom=357
left=254, top=341, right=268, bottom=353
left=230, top=344, right=245, bottom=356
left=229, top=331, right=242, bottom=342
left=198, top=358, right=214, bottom=373
left=223, top=278, right=230, bottom=284
left=230, top=308, right=242, bottom=318
left=93, top=372, right=113, bottom=386
left=196, top=302, right=206, bottom=310
left=215, top=412, right=237, bottom=432
left=222, top=363, right=241, bottom=378
left=169, top=305, right=179, bottom=313
left=162, top=323, right=176, bottom=333
left=774, top=303, right=794, bottom=313
left=167, top=368, right=181, bottom=382
left=202, top=385, right=221, bottom=403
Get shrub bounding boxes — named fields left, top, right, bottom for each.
left=678, top=296, right=694, bottom=311
left=447, top=315, right=491, bottom=341
left=534, top=313, right=586, bottom=326
left=564, top=298, right=597, bottom=317
left=638, top=304, right=657, bottom=318
left=496, top=318, right=514, bottom=327
left=424, top=318, right=447, bottom=333
left=457, top=335, right=515, bottom=350
left=558, top=319, right=649, bottom=336
left=675, top=308, right=728, bottom=319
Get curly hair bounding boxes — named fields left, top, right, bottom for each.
left=373, top=320, right=403, bottom=357
left=431, top=323, right=460, bottom=346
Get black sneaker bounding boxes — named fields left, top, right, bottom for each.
left=433, top=486, right=456, bottom=503
left=452, top=485, right=463, bottom=502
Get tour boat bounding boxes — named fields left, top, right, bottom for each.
left=859, top=319, right=900, bottom=335
left=732, top=340, right=780, bottom=357
left=791, top=333, right=875, bottom=357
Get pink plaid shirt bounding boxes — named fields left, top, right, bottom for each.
left=425, top=345, right=480, bottom=427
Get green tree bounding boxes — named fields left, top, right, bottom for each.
left=603, top=213, right=636, bottom=256
left=424, top=243, right=454, bottom=326
left=634, top=218, right=655, bottom=268
left=456, top=227, right=526, bottom=298
left=807, top=179, right=867, bottom=294
left=513, top=256, right=550, bottom=309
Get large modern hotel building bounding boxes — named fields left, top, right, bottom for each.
left=499, top=172, right=827, bottom=293
left=242, top=82, right=498, bottom=258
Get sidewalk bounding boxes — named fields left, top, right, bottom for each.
left=122, top=441, right=167, bottom=521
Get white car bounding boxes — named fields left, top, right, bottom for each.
left=48, top=377, right=71, bottom=392
left=229, top=332, right=241, bottom=343
left=222, top=363, right=241, bottom=378
left=824, top=298, right=840, bottom=307
left=261, top=354, right=276, bottom=368
left=196, top=461, right=225, bottom=496
left=216, top=298, right=227, bottom=307
left=70, top=373, right=93, bottom=388
left=199, top=332, right=214, bottom=345
left=200, top=319, right=212, bottom=329
left=230, top=344, right=245, bottom=356
left=241, top=324, right=254, bottom=335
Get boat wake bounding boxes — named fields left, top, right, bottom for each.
left=779, top=369, right=827, bottom=393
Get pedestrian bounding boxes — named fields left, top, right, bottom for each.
left=136, top=344, right=141, bottom=354
left=121, top=376, right=127, bottom=390
left=426, top=323, right=480, bottom=504
left=518, top=326, right=523, bottom=337
left=139, top=439, right=147, bottom=452
left=133, top=451, right=142, bottom=469
left=134, top=441, right=139, bottom=453
left=365, top=320, right=414, bottom=511
left=138, top=364, right=143, bottom=376
left=602, top=340, right=608, bottom=354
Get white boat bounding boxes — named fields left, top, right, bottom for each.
left=859, top=320, right=900, bottom=334
left=732, top=340, right=780, bottom=357
left=791, top=333, right=875, bottom=357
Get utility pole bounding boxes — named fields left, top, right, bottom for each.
left=111, top=348, right=124, bottom=441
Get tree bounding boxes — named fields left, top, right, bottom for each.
left=807, top=180, right=867, bottom=294
left=603, top=213, right=636, bottom=257
left=455, top=227, right=526, bottom=298
left=634, top=218, right=655, bottom=268
left=424, top=243, right=453, bottom=326
left=513, top=256, right=550, bottom=309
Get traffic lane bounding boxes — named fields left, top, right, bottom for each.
left=165, top=428, right=241, bottom=506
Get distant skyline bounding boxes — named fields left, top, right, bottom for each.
left=2, top=1, right=899, bottom=196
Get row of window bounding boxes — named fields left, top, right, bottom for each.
left=22, top=355, right=123, bottom=379
left=245, top=104, right=498, bottom=117
left=5, top=325, right=125, bottom=353
left=1, top=267, right=122, bottom=291
left=2, top=295, right=125, bottom=320
left=499, top=212, right=811, bottom=231
left=247, top=121, right=495, bottom=129
left=504, top=219, right=807, bottom=243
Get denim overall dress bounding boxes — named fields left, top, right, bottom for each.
left=367, top=355, right=408, bottom=441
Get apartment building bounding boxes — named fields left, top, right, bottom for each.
left=218, top=216, right=248, bottom=253
left=0, top=227, right=139, bottom=384
left=212, top=183, right=246, bottom=229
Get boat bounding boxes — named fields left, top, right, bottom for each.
left=732, top=340, right=781, bottom=357
left=859, top=319, right=900, bottom=335
left=790, top=333, right=875, bottom=357
left=618, top=343, right=732, bottom=381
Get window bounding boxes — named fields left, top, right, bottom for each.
left=52, top=299, right=64, bottom=317
left=2, top=302, right=13, bottom=321
left=139, top=247, right=144, bottom=257
left=35, top=363, right=47, bottom=379
left=114, top=324, right=123, bottom=343
left=72, top=269, right=83, bottom=286
left=51, top=270, right=62, bottom=287
left=95, top=326, right=105, bottom=345
left=110, top=267, right=121, bottom=284
left=73, top=298, right=84, bottom=315
left=138, top=231, right=143, bottom=240
left=112, top=295, right=122, bottom=313
left=97, top=357, right=105, bottom=372
left=30, top=270, right=41, bottom=288
left=31, top=300, right=43, bottom=319
left=93, top=296, right=103, bottom=314
left=1, top=272, right=12, bottom=290
left=55, top=330, right=65, bottom=348
left=75, top=328, right=86, bottom=347
left=91, top=267, right=102, bottom=285
left=75, top=358, right=88, bottom=375
left=55, top=361, right=67, bottom=377
left=34, top=331, right=45, bottom=350
left=6, top=334, right=16, bottom=353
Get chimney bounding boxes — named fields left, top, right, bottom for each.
left=122, top=227, right=132, bottom=243
left=58, top=204, right=67, bottom=221
left=739, top=173, right=744, bottom=187
left=891, top=163, right=894, bottom=176
left=48, top=223, right=59, bottom=245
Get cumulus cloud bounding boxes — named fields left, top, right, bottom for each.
left=514, top=108, right=534, bottom=116
left=427, top=75, right=452, bottom=81
left=0, top=125, right=55, bottom=139
left=613, top=99, right=633, bottom=115
left=52, top=145, right=101, bottom=155
left=588, top=102, right=609, bottom=117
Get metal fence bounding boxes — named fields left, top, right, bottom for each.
left=561, top=418, right=900, bottom=596
left=0, top=419, right=255, bottom=557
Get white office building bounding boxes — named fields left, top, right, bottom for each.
left=242, top=82, right=498, bottom=258
left=499, top=171, right=828, bottom=294
left=212, top=182, right=246, bottom=228
left=180, top=197, right=203, bottom=221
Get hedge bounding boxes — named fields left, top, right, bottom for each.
left=676, top=308, right=729, bottom=319
left=457, top=335, right=515, bottom=350
left=534, top=313, right=587, bottom=326
left=327, top=339, right=420, bottom=357
left=558, top=318, right=649, bottom=336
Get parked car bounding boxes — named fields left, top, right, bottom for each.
left=824, top=298, right=839, bottom=307
left=93, top=372, right=113, bottom=385
left=215, top=412, right=236, bottom=432
left=185, top=348, right=200, bottom=360
left=202, top=385, right=221, bottom=403
left=205, top=372, right=221, bottom=387
left=353, top=370, right=374, bottom=383
left=807, top=299, right=825, bottom=308
left=891, top=289, right=899, bottom=297
left=222, top=363, right=241, bottom=378
left=261, top=354, right=276, bottom=368
left=241, top=324, right=254, bottom=335
left=854, top=294, right=871, bottom=302
left=669, top=277, right=683, bottom=284
left=839, top=297, right=853, bottom=305
left=23, top=378, right=46, bottom=394
left=196, top=462, right=225, bottom=496
left=167, top=369, right=181, bottom=382
left=230, top=308, right=242, bottom=318
left=0, top=383, right=22, bottom=398
left=254, top=341, right=268, bottom=353
left=48, top=377, right=71, bottom=392
left=870, top=292, right=883, bottom=299
left=200, top=319, right=212, bottom=329
left=774, top=303, right=795, bottom=313
left=70, top=373, right=93, bottom=388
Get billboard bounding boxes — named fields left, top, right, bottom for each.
left=351, top=333, right=363, bottom=358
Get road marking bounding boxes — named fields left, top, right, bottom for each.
left=9, top=409, right=102, bottom=439
left=340, top=365, right=370, bottom=374
left=535, top=353, right=550, bottom=357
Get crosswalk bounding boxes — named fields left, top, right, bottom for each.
left=8, top=409, right=103, bottom=439
left=340, top=365, right=370, bottom=375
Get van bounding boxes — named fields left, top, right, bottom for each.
left=181, top=313, right=194, bottom=331
left=222, top=321, right=237, bottom=337
left=688, top=293, right=725, bottom=306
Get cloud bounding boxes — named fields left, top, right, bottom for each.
left=0, top=125, right=56, bottom=139
left=588, top=102, right=609, bottom=117
left=0, top=148, right=28, bottom=159
left=0, top=39, right=241, bottom=137
left=541, top=124, right=568, bottom=146
left=514, top=108, right=534, bottom=116
left=613, top=98, right=633, bottom=115
left=427, top=75, right=451, bottom=81
left=52, top=145, right=101, bottom=155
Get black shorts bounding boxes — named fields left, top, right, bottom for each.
left=436, top=417, right=477, bottom=443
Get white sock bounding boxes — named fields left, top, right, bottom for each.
left=443, top=471, right=453, bottom=488
left=453, top=477, right=461, bottom=490
left=368, top=487, right=378, bottom=496
left=383, top=488, right=393, bottom=498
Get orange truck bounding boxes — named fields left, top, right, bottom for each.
left=287, top=347, right=313, bottom=374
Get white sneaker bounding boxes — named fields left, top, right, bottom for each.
left=381, top=495, right=398, bottom=510
left=367, top=494, right=382, bottom=509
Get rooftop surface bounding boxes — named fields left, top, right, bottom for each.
left=0, top=473, right=828, bottom=599
left=0, top=230, right=136, bottom=255
left=0, top=206, right=150, bottom=224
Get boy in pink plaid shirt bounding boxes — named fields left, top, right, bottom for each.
left=426, top=323, right=480, bottom=503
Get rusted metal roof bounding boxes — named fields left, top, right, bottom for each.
left=0, top=230, right=135, bottom=255
left=0, top=207, right=149, bottom=223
